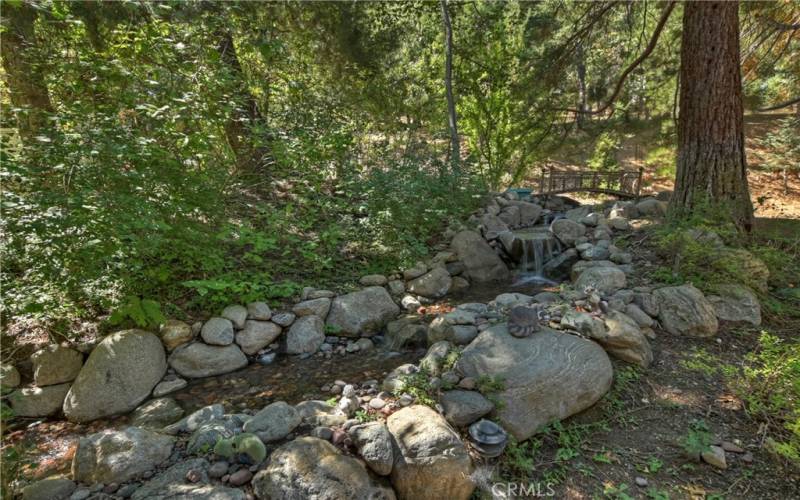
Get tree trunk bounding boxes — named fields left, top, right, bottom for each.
left=576, top=42, right=589, bottom=130
left=440, top=0, right=460, bottom=173
left=671, top=1, right=754, bottom=230
left=0, top=1, right=54, bottom=143
left=216, top=29, right=264, bottom=172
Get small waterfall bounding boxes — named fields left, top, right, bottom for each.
left=512, top=228, right=560, bottom=286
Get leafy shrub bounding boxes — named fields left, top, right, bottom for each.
left=108, top=296, right=166, bottom=330
left=588, top=132, right=621, bottom=171
left=730, top=331, right=800, bottom=465
left=644, top=145, right=676, bottom=177
left=680, top=419, right=713, bottom=458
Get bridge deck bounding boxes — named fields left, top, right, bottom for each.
left=535, top=167, right=643, bottom=199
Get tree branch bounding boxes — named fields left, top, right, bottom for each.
left=557, top=1, right=677, bottom=115
left=757, top=96, right=800, bottom=112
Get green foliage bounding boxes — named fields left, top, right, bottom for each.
left=354, top=409, right=377, bottom=423
left=680, top=419, right=713, bottom=457
left=396, top=371, right=437, bottom=407
left=644, top=145, right=676, bottom=178
left=588, top=132, right=622, bottom=171
left=602, top=482, right=634, bottom=500
left=754, top=117, right=800, bottom=175
left=108, top=296, right=166, bottom=329
left=729, top=331, right=800, bottom=465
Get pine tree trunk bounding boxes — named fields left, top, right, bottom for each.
left=0, top=1, right=54, bottom=143
left=671, top=1, right=754, bottom=230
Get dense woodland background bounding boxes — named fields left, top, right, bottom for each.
left=1, top=1, right=798, bottom=336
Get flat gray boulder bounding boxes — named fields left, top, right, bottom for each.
left=550, top=218, right=586, bottom=246
left=387, top=405, right=474, bottom=500
left=252, top=437, right=394, bottom=499
left=63, top=330, right=166, bottom=422
left=574, top=265, right=627, bottom=295
left=456, top=325, right=613, bottom=441
left=9, top=383, right=71, bottom=417
left=440, top=390, right=494, bottom=427
left=285, top=315, right=325, bottom=354
left=72, top=426, right=174, bottom=484
left=130, top=398, right=185, bottom=429
left=243, top=401, right=301, bottom=442
left=326, top=287, right=399, bottom=337
left=168, top=342, right=248, bottom=378
left=235, top=320, right=282, bottom=355
left=407, top=267, right=452, bottom=298
left=201, top=317, right=235, bottom=345
left=451, top=230, right=510, bottom=282
left=349, top=422, right=395, bottom=475
left=600, top=311, right=654, bottom=368
left=654, top=284, right=718, bottom=337
left=707, top=284, right=761, bottom=326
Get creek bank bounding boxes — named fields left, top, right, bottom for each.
left=7, top=190, right=767, bottom=499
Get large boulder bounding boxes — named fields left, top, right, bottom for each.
left=707, top=284, right=762, bottom=326
left=31, top=345, right=83, bottom=386
left=387, top=405, right=474, bottom=500
left=407, top=268, right=452, bottom=299
left=235, top=320, right=282, bottom=355
left=480, top=214, right=510, bottom=239
left=326, top=287, right=399, bottom=337
left=550, top=219, right=586, bottom=246
left=456, top=326, right=613, bottom=441
left=450, top=230, right=510, bottom=283
left=385, top=316, right=428, bottom=351
left=72, top=426, right=174, bottom=484
left=653, top=284, right=718, bottom=337
left=509, top=201, right=543, bottom=226
left=9, top=383, right=71, bottom=417
left=636, top=198, right=667, bottom=217
left=285, top=315, right=325, bottom=354
left=349, top=422, right=395, bottom=476
left=168, top=342, right=248, bottom=378
left=252, top=437, right=395, bottom=500
left=574, top=266, right=627, bottom=296
left=600, top=311, right=654, bottom=368
left=63, top=330, right=166, bottom=422
left=719, top=249, right=769, bottom=292
left=243, top=401, right=301, bottom=442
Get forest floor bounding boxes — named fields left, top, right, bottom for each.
left=493, top=220, right=800, bottom=499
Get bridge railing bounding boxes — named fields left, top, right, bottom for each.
left=537, top=166, right=643, bottom=198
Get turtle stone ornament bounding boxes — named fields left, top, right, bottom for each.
left=508, top=305, right=542, bottom=338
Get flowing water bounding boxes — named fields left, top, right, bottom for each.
left=510, top=227, right=562, bottom=287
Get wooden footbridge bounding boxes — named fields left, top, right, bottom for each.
left=536, top=167, right=644, bottom=199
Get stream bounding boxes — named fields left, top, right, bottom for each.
left=7, top=250, right=556, bottom=482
